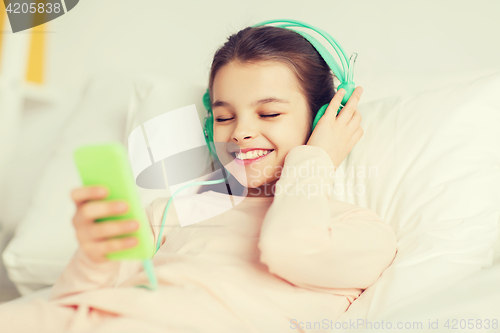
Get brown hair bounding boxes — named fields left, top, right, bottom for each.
left=208, top=25, right=337, bottom=138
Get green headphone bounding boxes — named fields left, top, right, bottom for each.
left=202, top=18, right=358, bottom=162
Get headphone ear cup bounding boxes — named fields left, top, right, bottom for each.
left=311, top=103, right=329, bottom=133
left=202, top=89, right=218, bottom=161
left=206, top=113, right=214, bottom=147
left=203, top=89, right=212, bottom=112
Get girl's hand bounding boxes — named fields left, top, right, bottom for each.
left=306, top=86, right=364, bottom=170
left=70, top=186, right=140, bottom=264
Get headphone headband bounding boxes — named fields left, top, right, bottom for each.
left=251, top=19, right=355, bottom=84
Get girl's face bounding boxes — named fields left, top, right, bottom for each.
left=212, top=60, right=310, bottom=197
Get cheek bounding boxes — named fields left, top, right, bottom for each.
left=212, top=129, right=231, bottom=156
left=272, top=129, right=308, bottom=156
left=270, top=137, right=308, bottom=170
left=276, top=114, right=310, bottom=144
left=212, top=127, right=223, bottom=142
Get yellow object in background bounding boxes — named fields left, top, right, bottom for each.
left=0, top=1, right=46, bottom=83
left=0, top=3, right=5, bottom=70
left=26, top=14, right=45, bottom=84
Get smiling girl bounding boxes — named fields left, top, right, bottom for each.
left=0, top=24, right=398, bottom=333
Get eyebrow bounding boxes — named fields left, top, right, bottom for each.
left=212, top=97, right=289, bottom=109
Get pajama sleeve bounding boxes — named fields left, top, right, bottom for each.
left=258, top=145, right=398, bottom=291
left=48, top=200, right=158, bottom=301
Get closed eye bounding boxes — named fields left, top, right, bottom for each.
left=216, top=114, right=280, bottom=123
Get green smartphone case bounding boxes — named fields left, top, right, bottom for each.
left=73, top=142, right=155, bottom=261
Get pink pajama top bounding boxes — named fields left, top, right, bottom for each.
left=48, top=145, right=398, bottom=332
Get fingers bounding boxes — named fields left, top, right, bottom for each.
left=344, top=86, right=364, bottom=109
left=71, top=186, right=108, bottom=207
left=88, top=220, right=139, bottom=242
left=83, top=237, right=138, bottom=263
left=99, top=237, right=138, bottom=254
left=70, top=185, right=139, bottom=264
left=336, top=86, right=364, bottom=124
left=72, top=198, right=128, bottom=231
left=81, top=200, right=128, bottom=221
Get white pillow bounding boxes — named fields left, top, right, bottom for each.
left=3, top=71, right=134, bottom=295
left=334, top=71, right=500, bottom=324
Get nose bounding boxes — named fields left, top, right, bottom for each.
left=231, top=119, right=257, bottom=143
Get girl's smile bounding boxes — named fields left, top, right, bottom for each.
left=233, top=149, right=275, bottom=166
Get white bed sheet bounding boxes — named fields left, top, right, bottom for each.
left=3, top=263, right=499, bottom=333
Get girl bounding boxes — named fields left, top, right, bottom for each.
left=0, top=25, right=398, bottom=333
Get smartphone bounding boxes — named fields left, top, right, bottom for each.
left=73, top=142, right=155, bottom=261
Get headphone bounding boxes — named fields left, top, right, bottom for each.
left=203, top=18, right=358, bottom=163
left=137, top=19, right=359, bottom=291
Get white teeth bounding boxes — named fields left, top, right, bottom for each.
left=235, top=149, right=273, bottom=160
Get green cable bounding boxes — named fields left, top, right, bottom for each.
left=154, top=175, right=230, bottom=254
left=136, top=259, right=158, bottom=290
